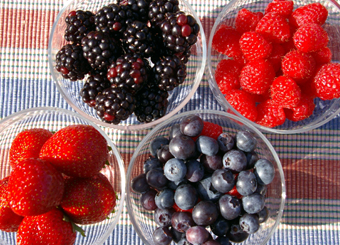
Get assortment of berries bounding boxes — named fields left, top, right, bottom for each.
left=131, top=114, right=275, bottom=244
left=212, top=1, right=340, bottom=128
left=56, top=1, right=200, bottom=124
left=0, top=126, right=116, bottom=244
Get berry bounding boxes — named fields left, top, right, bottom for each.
left=211, top=169, right=235, bottom=193
left=146, top=168, right=169, bottom=190
left=311, top=47, right=332, bottom=66
left=265, top=0, right=294, bottom=17
left=270, top=76, right=302, bottom=108
left=119, top=0, right=150, bottom=22
left=313, top=63, right=340, bottom=100
left=64, top=10, right=95, bottom=44
left=144, top=157, right=162, bottom=173
left=157, top=145, right=175, bottom=164
left=239, top=59, right=275, bottom=94
left=169, top=134, right=196, bottom=160
left=39, top=125, right=108, bottom=177
left=239, top=213, right=260, bottom=234
left=235, top=170, right=257, bottom=196
left=217, top=132, right=235, bottom=153
left=254, top=159, right=275, bottom=185
left=236, top=130, right=257, bottom=153
left=180, top=115, right=204, bottom=137
left=267, top=43, right=285, bottom=72
left=164, top=158, right=187, bottom=182
left=242, top=193, right=265, bottom=214
left=197, top=177, right=222, bottom=202
left=239, top=32, right=273, bottom=60
left=171, top=211, right=195, bottom=232
left=148, top=0, right=180, bottom=26
left=200, top=154, right=223, bottom=173
left=290, top=3, right=328, bottom=27
left=154, top=208, right=174, bottom=227
left=215, top=59, right=242, bottom=94
left=155, top=188, right=175, bottom=210
left=174, top=184, right=198, bottom=210
left=235, top=8, right=263, bottom=33
left=152, top=226, right=173, bottom=245
left=191, top=201, right=219, bottom=226
left=222, top=149, right=247, bottom=173
left=196, top=136, right=219, bottom=156
left=185, top=159, right=205, bottom=182
left=140, top=189, right=158, bottom=210
left=186, top=226, right=211, bottom=245
left=284, top=95, right=315, bottom=121
left=210, top=216, right=230, bottom=237
left=131, top=173, right=150, bottom=193
left=150, top=136, right=170, bottom=156
left=212, top=25, right=242, bottom=57
left=225, top=89, right=258, bottom=122
left=255, top=12, right=291, bottom=43
left=293, top=23, right=329, bottom=53
left=199, top=121, right=224, bottom=140
left=256, top=99, right=286, bottom=127
left=257, top=206, right=269, bottom=223
left=219, top=194, right=242, bottom=220
left=227, top=223, right=249, bottom=243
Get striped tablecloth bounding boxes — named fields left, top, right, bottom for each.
left=1, top=0, right=340, bottom=244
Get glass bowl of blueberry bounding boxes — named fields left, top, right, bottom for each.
left=48, top=0, right=206, bottom=130
left=126, top=110, right=286, bottom=245
left=207, top=0, right=340, bottom=134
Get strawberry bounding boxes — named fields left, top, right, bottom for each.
left=256, top=99, right=286, bottom=128
left=281, top=50, right=316, bottom=83
left=60, top=173, right=116, bottom=225
left=225, top=89, right=258, bottom=122
left=293, top=23, right=329, bottom=53
left=255, top=12, right=291, bottom=43
left=17, top=208, right=78, bottom=245
left=313, top=63, right=340, bottom=100
left=265, top=0, right=294, bottom=17
left=235, top=8, right=263, bottom=33
left=8, top=158, right=64, bottom=216
left=212, top=24, right=242, bottom=57
left=290, top=3, right=328, bottom=27
left=215, top=59, right=242, bottom=94
left=267, top=43, right=285, bottom=72
left=270, top=76, right=302, bottom=108
left=9, top=128, right=53, bottom=169
left=311, top=47, right=332, bottom=66
left=39, top=125, right=109, bottom=178
left=0, top=177, right=24, bottom=232
left=284, top=95, right=315, bottom=121
left=239, top=59, right=275, bottom=95
left=239, top=32, right=273, bottom=60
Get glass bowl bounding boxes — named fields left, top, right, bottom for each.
left=207, top=0, right=340, bottom=134
left=48, top=0, right=206, bottom=131
left=126, top=110, right=286, bottom=245
left=0, top=107, right=125, bottom=245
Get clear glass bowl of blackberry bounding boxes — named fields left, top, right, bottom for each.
left=126, top=110, right=286, bottom=245
left=207, top=0, right=340, bottom=134
left=0, top=107, right=126, bottom=245
left=48, top=0, right=206, bottom=130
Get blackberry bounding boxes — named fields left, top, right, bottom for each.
left=79, top=71, right=110, bottom=107
left=64, top=10, right=95, bottom=44
left=148, top=0, right=180, bottom=26
left=134, top=85, right=168, bottom=123
left=123, top=21, right=155, bottom=57
left=160, top=11, right=200, bottom=54
left=119, top=0, right=150, bottom=22
left=152, top=55, right=187, bottom=91
left=95, top=87, right=136, bottom=124
left=81, top=31, right=122, bottom=70
left=55, top=43, right=91, bottom=81
left=107, top=53, right=150, bottom=93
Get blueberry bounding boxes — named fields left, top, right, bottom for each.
left=167, top=178, right=188, bottom=190
left=157, top=144, right=174, bottom=164
left=155, top=188, right=175, bottom=209
left=177, top=238, right=192, bottom=245
left=257, top=206, right=269, bottom=223
left=210, top=216, right=230, bottom=237
left=172, top=228, right=185, bottom=243
left=146, top=168, right=168, bottom=190
left=200, top=154, right=223, bottom=173
left=236, top=130, right=257, bottom=152
left=255, top=184, right=267, bottom=196
left=215, top=236, right=231, bottom=245
left=169, top=134, right=196, bottom=160
left=236, top=170, right=257, bottom=196
left=140, top=189, right=157, bottom=211
left=150, top=136, right=169, bottom=157
left=186, top=159, right=205, bottom=182
left=143, top=157, right=162, bottom=173
left=192, top=200, right=219, bottom=226
left=154, top=208, right=174, bottom=227
left=211, top=169, right=235, bottom=193
left=164, top=158, right=187, bottom=182
left=227, top=223, right=249, bottom=243
left=245, top=151, right=259, bottom=169
left=219, top=194, right=241, bottom=220
left=180, top=115, right=204, bottom=137
left=169, top=123, right=183, bottom=140
left=131, top=173, right=150, bottom=194
left=186, top=226, right=211, bottom=245
left=239, top=213, right=260, bottom=234
left=171, top=211, right=195, bottom=232
left=222, top=149, right=247, bottom=172
left=174, top=183, right=198, bottom=211
left=217, top=132, right=235, bottom=152
left=254, top=158, right=275, bottom=185
left=152, top=226, right=173, bottom=245
left=196, top=136, right=219, bottom=156
left=242, top=193, right=265, bottom=214
left=197, top=177, right=222, bottom=202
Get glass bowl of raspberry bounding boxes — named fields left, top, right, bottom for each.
left=48, top=0, right=206, bottom=130
left=0, top=107, right=126, bottom=245
left=126, top=110, right=286, bottom=245
left=207, top=0, right=340, bottom=134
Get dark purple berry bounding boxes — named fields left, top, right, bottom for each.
left=164, top=158, right=187, bottom=183
left=140, top=188, right=157, bottom=210
left=155, top=188, right=175, bottom=209
left=236, top=131, right=257, bottom=153
left=217, top=132, right=235, bottom=153
left=152, top=226, right=173, bottom=245
left=146, top=168, right=168, bottom=190
left=131, top=173, right=149, bottom=193
left=185, top=159, right=204, bottom=182
left=174, top=183, right=197, bottom=211
left=191, top=201, right=219, bottom=226
left=239, top=213, right=260, bottom=234
left=150, top=137, right=170, bottom=157
left=186, top=226, right=211, bottom=245
left=222, top=149, right=247, bottom=173
left=254, top=159, right=275, bottom=185
left=219, top=194, right=242, bottom=220
left=196, top=136, right=219, bottom=156
left=211, top=169, right=235, bottom=193
left=154, top=208, right=174, bottom=227
left=235, top=170, right=257, bottom=196
left=180, top=115, right=204, bottom=137
left=242, top=193, right=265, bottom=214
left=171, top=211, right=195, bottom=233
left=169, top=134, right=196, bottom=160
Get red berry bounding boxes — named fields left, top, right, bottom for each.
left=293, top=23, right=329, bottom=53
left=290, top=3, right=328, bottom=27
left=225, top=89, right=258, bottom=122
left=227, top=185, right=243, bottom=199
left=313, top=63, right=340, bottom=100
left=267, top=43, right=285, bottom=72
left=256, top=99, right=286, bottom=127
left=311, top=47, right=332, bottom=65
left=181, top=25, right=192, bottom=37
left=212, top=25, right=242, bottom=57
left=239, top=59, right=275, bottom=95
left=284, top=95, right=315, bottom=121
left=60, top=67, right=69, bottom=75
left=177, top=14, right=188, bottom=26
left=215, top=59, right=242, bottom=94
left=113, top=22, right=122, bottom=31
left=239, top=32, right=273, bottom=60
left=298, top=79, right=318, bottom=99
left=68, top=11, right=77, bottom=17
left=104, top=112, right=115, bottom=122
left=199, top=121, right=223, bottom=140
left=270, top=76, right=302, bottom=108
left=281, top=37, right=296, bottom=53
left=235, top=8, right=263, bottom=33
left=265, top=0, right=294, bottom=17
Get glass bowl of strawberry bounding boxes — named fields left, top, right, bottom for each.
left=48, top=0, right=206, bottom=131
left=207, top=0, right=340, bottom=134
left=126, top=110, right=286, bottom=245
left=0, top=107, right=126, bottom=245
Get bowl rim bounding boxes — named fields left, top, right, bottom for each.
left=206, top=0, right=340, bottom=134
left=48, top=0, right=207, bottom=131
left=0, top=106, right=126, bottom=245
left=126, top=109, right=286, bottom=245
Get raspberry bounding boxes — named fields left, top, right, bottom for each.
left=281, top=37, right=296, bottom=53
left=298, top=79, right=318, bottom=99
left=239, top=32, right=272, bottom=60
left=215, top=59, right=242, bottom=94
left=225, top=89, right=258, bottom=122
left=284, top=95, right=315, bottom=121
left=235, top=8, right=263, bottom=34
left=267, top=43, right=285, bottom=72
left=256, top=99, right=286, bottom=127
left=270, top=76, right=302, bottom=108
left=199, top=121, right=223, bottom=140
left=239, top=59, right=275, bottom=95
left=212, top=24, right=242, bottom=57
left=313, top=63, right=340, bottom=100
left=293, top=23, right=329, bottom=53
left=290, top=3, right=328, bottom=28
left=255, top=12, right=291, bottom=43
left=311, top=47, right=332, bottom=66
left=281, top=50, right=316, bottom=83
left=265, top=0, right=294, bottom=17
